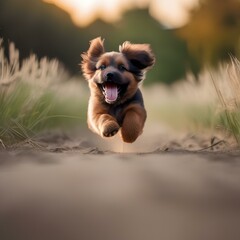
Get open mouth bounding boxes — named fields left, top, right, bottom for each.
left=98, top=82, right=127, bottom=104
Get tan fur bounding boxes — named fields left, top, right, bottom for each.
left=81, top=37, right=155, bottom=143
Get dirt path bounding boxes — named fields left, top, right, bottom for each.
left=0, top=148, right=240, bottom=240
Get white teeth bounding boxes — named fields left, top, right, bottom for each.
left=102, top=85, right=120, bottom=93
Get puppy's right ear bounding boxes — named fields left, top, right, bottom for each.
left=81, top=37, right=105, bottom=80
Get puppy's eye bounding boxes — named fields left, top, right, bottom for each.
left=118, top=64, right=127, bottom=71
left=99, top=65, right=106, bottom=70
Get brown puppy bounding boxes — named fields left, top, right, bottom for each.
left=81, top=37, right=155, bottom=143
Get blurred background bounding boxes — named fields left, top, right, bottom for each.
left=1, top=3, right=240, bottom=239
left=0, top=0, right=240, bottom=148
left=0, top=0, right=240, bottom=84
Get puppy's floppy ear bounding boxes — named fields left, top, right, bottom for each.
left=119, top=42, right=155, bottom=71
left=81, top=37, right=105, bottom=79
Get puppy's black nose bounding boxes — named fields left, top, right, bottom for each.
left=106, top=72, right=114, bottom=81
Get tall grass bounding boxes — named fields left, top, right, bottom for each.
left=211, top=57, right=240, bottom=144
left=0, top=40, right=86, bottom=147
left=144, top=57, right=240, bottom=146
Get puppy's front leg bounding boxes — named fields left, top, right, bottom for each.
left=88, top=99, right=120, bottom=138
left=98, top=114, right=120, bottom=137
left=88, top=113, right=120, bottom=138
left=120, top=104, right=147, bottom=143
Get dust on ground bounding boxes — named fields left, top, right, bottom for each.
left=1, top=123, right=240, bottom=240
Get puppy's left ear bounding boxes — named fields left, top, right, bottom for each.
left=119, top=42, right=155, bottom=72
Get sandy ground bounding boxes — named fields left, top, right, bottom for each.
left=0, top=125, right=240, bottom=240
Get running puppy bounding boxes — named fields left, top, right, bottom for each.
left=81, top=37, right=155, bottom=143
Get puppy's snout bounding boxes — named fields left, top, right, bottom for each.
left=106, top=72, right=114, bottom=81
left=103, top=71, right=121, bottom=84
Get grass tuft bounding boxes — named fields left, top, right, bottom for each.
left=0, top=40, right=86, bottom=147
left=211, top=57, right=240, bottom=144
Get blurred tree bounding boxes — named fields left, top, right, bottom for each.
left=0, top=0, right=199, bottom=84
left=104, top=9, right=198, bottom=84
left=177, top=0, right=240, bottom=66
left=0, top=0, right=88, bottom=74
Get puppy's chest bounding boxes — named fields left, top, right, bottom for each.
left=108, top=105, right=125, bottom=125
left=107, top=89, right=145, bottom=125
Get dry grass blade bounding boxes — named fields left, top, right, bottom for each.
left=210, top=57, right=240, bottom=145
left=0, top=39, right=86, bottom=146
left=0, top=139, right=6, bottom=149
left=197, top=139, right=226, bottom=152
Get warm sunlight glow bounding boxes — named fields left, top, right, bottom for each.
left=43, top=0, right=198, bottom=28
left=150, top=0, right=199, bottom=28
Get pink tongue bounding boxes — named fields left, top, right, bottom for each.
left=105, top=83, right=118, bottom=102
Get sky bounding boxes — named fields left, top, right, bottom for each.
left=43, top=0, right=199, bottom=28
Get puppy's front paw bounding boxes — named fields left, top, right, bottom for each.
left=102, top=121, right=120, bottom=137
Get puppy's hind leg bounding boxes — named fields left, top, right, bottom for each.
left=120, top=104, right=146, bottom=143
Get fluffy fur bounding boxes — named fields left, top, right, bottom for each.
left=81, top=37, right=155, bottom=143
